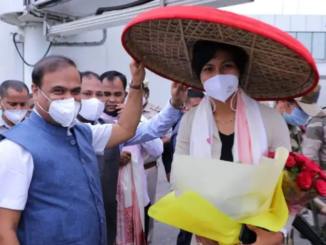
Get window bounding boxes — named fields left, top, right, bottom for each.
left=312, top=33, right=326, bottom=60
left=287, top=32, right=326, bottom=60
left=296, top=33, right=312, bottom=52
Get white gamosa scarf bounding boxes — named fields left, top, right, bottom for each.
left=190, top=89, right=268, bottom=164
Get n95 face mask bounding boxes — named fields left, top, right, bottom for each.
left=203, top=74, right=239, bottom=102
left=79, top=98, right=105, bottom=121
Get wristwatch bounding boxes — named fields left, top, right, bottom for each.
left=129, top=81, right=143, bottom=90
left=170, top=100, right=185, bottom=110
left=280, top=228, right=288, bottom=244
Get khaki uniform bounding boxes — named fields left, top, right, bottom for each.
left=142, top=102, right=161, bottom=120
left=142, top=102, right=161, bottom=245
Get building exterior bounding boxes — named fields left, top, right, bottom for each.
left=0, top=1, right=325, bottom=107
left=247, top=15, right=326, bottom=106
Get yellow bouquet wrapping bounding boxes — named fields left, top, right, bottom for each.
left=149, top=148, right=290, bottom=245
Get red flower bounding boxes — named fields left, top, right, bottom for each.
left=285, top=155, right=296, bottom=168
left=296, top=172, right=313, bottom=190
left=302, top=160, right=321, bottom=178
left=289, top=152, right=297, bottom=157
left=315, top=179, right=326, bottom=197
left=295, top=154, right=311, bottom=166
left=268, top=152, right=275, bottom=158
left=319, top=170, right=326, bottom=181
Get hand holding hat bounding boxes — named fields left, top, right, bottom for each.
left=130, top=59, right=145, bottom=86
left=171, top=82, right=188, bottom=109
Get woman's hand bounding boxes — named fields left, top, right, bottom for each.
left=245, top=225, right=284, bottom=245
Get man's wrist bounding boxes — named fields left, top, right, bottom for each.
left=129, top=80, right=143, bottom=90
left=170, top=99, right=184, bottom=110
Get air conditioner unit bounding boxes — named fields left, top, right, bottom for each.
left=26, top=0, right=56, bottom=5
left=45, top=0, right=253, bottom=36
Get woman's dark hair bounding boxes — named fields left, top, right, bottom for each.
left=32, top=55, right=77, bottom=87
left=191, top=41, right=249, bottom=79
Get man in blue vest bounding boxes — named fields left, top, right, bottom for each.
left=0, top=55, right=188, bottom=245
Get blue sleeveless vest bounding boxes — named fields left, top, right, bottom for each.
left=1, top=112, right=107, bottom=245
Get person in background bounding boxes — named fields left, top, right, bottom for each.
left=275, top=98, right=308, bottom=153
left=78, top=71, right=105, bottom=124
left=171, top=89, right=205, bottom=156
left=298, top=85, right=326, bottom=216
left=0, top=55, right=145, bottom=245
left=276, top=85, right=326, bottom=231
left=140, top=79, right=163, bottom=245
left=169, top=88, right=205, bottom=245
left=0, top=80, right=29, bottom=133
left=78, top=70, right=121, bottom=245
left=140, top=79, right=187, bottom=244
left=142, top=79, right=162, bottom=116
left=99, top=70, right=186, bottom=244
left=26, top=93, right=35, bottom=118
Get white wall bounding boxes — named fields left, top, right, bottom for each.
left=0, top=0, right=24, bottom=84
left=0, top=22, right=23, bottom=83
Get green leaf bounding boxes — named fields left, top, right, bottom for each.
left=290, top=167, right=300, bottom=180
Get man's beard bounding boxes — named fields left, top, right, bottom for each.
left=105, top=109, right=119, bottom=118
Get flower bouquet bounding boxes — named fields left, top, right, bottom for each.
left=269, top=151, right=326, bottom=214
left=148, top=148, right=290, bottom=245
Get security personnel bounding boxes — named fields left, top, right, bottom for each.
left=142, top=79, right=162, bottom=118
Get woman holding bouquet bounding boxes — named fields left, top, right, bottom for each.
left=122, top=5, right=319, bottom=245
left=174, top=40, right=290, bottom=245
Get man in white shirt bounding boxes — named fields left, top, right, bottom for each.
left=0, top=80, right=30, bottom=133
left=0, top=55, right=147, bottom=245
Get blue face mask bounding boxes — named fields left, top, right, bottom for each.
left=283, top=108, right=309, bottom=126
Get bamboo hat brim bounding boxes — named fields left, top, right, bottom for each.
left=122, top=6, right=319, bottom=100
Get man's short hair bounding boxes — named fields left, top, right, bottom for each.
left=0, top=80, right=29, bottom=98
left=100, top=71, right=127, bottom=90
left=186, top=88, right=205, bottom=100
left=80, top=71, right=100, bottom=81
left=32, top=55, right=77, bottom=87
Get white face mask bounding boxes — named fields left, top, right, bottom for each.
left=203, top=74, right=239, bottom=102
left=79, top=98, right=105, bottom=121
left=37, top=89, right=81, bottom=127
left=4, top=110, right=27, bottom=124
left=0, top=100, right=27, bottom=124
